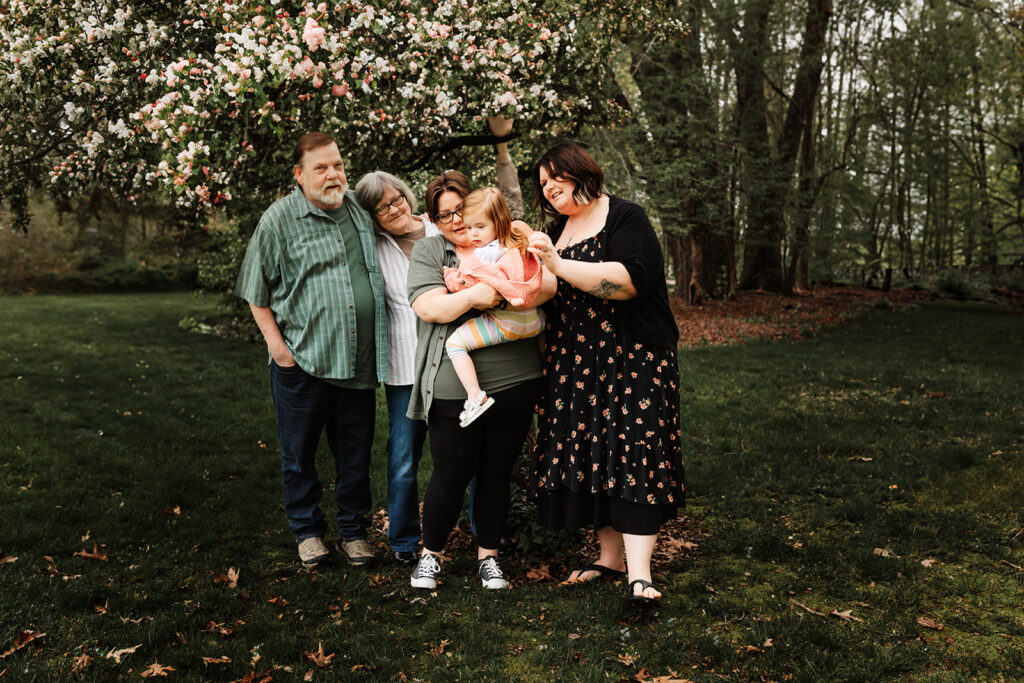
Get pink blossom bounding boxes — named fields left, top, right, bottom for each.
left=296, top=55, right=315, bottom=76
left=312, top=75, right=323, bottom=88
left=302, top=17, right=326, bottom=51
left=332, top=83, right=349, bottom=97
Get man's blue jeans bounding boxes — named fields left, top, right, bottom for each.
left=269, top=361, right=375, bottom=542
left=384, top=384, right=428, bottom=553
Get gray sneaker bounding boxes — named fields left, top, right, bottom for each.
left=337, top=538, right=375, bottom=567
left=297, top=537, right=330, bottom=567
left=410, top=553, right=442, bottom=589
left=478, top=556, right=509, bottom=589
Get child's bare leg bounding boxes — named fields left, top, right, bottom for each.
left=450, top=354, right=485, bottom=403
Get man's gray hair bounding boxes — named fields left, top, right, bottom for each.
left=354, top=171, right=418, bottom=221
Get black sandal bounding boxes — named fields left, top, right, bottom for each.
left=564, top=563, right=625, bottom=584
left=627, top=578, right=661, bottom=606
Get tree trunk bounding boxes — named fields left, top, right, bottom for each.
left=786, top=105, right=817, bottom=292
left=970, top=61, right=997, bottom=265
left=737, top=0, right=832, bottom=291
left=679, top=0, right=736, bottom=302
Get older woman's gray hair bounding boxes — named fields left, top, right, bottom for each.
left=354, top=171, right=418, bottom=224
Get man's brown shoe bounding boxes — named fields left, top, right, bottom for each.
left=297, top=537, right=330, bottom=567
left=337, top=538, right=375, bottom=567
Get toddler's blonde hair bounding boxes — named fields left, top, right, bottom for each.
left=461, top=187, right=529, bottom=253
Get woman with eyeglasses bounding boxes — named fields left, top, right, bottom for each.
left=404, top=170, right=556, bottom=590
left=353, top=171, right=439, bottom=566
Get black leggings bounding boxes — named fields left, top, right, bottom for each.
left=421, top=379, right=540, bottom=552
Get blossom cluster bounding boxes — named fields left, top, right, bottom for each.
left=2, top=0, right=677, bottom=214
left=0, top=0, right=212, bottom=209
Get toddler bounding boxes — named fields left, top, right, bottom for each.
left=443, top=188, right=545, bottom=427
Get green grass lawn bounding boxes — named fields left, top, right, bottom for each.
left=1, top=293, right=1022, bottom=681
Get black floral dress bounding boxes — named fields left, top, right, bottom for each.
left=531, top=230, right=685, bottom=530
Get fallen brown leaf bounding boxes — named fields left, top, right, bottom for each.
left=917, top=617, right=944, bottom=631
left=202, top=655, right=231, bottom=665
left=762, top=638, right=775, bottom=648
left=425, top=639, right=450, bottom=656
left=105, top=644, right=141, bottom=663
left=213, top=567, right=240, bottom=588
left=267, top=596, right=289, bottom=607
left=0, top=556, right=17, bottom=564
left=873, top=548, right=895, bottom=558
left=525, top=564, right=553, bottom=583
left=350, top=664, right=371, bottom=672
left=71, top=652, right=93, bottom=673
left=921, top=558, right=937, bottom=567
left=74, top=544, right=109, bottom=562
left=617, top=653, right=635, bottom=665
left=304, top=643, right=335, bottom=667
left=140, top=662, right=175, bottom=677
left=1, top=631, right=46, bottom=658
left=94, top=601, right=108, bottom=615
left=304, top=670, right=314, bottom=681
left=661, top=538, right=699, bottom=556
left=203, top=621, right=234, bottom=638
left=744, top=645, right=760, bottom=653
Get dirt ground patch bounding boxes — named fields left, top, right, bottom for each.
left=671, top=284, right=936, bottom=347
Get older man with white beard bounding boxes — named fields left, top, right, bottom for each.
left=236, top=132, right=388, bottom=568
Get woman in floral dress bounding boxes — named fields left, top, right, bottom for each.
left=527, top=144, right=685, bottom=604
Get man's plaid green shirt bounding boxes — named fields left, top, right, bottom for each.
left=234, top=186, right=388, bottom=383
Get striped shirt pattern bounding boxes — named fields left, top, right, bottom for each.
left=375, top=219, right=440, bottom=386
left=234, top=186, right=389, bottom=383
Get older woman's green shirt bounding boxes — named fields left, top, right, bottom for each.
left=406, top=234, right=541, bottom=421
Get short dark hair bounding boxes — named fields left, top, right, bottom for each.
left=293, top=132, right=338, bottom=167
left=532, top=143, right=604, bottom=219
left=424, top=170, right=473, bottom=221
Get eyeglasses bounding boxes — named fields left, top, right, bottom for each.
left=373, top=194, right=407, bottom=216
left=435, top=205, right=463, bottom=224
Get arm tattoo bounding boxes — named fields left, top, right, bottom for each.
left=588, top=279, right=623, bottom=298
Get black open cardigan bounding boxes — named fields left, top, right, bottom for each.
left=545, top=196, right=679, bottom=350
